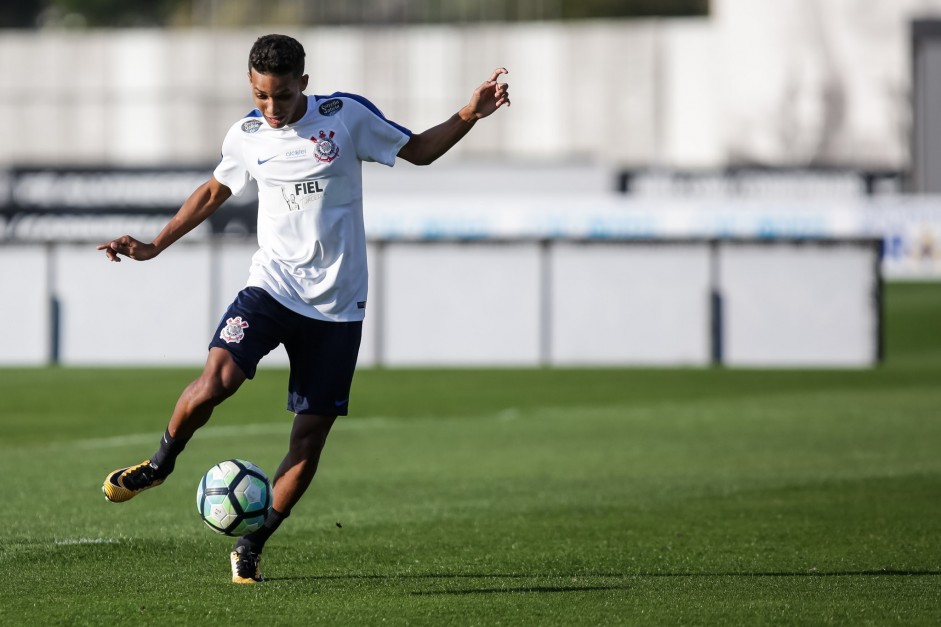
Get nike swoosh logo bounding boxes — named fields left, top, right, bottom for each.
left=335, top=399, right=349, bottom=407
left=257, top=155, right=278, bottom=165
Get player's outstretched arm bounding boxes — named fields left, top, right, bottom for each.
left=97, top=177, right=232, bottom=262
left=398, top=68, right=510, bottom=166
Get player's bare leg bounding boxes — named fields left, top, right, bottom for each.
left=167, top=348, right=248, bottom=440
left=230, top=413, right=336, bottom=583
left=103, top=348, right=246, bottom=502
left=270, top=413, right=338, bottom=512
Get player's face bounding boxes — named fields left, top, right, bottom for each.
left=249, top=69, right=310, bottom=128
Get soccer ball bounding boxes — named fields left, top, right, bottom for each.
left=196, top=459, right=272, bottom=536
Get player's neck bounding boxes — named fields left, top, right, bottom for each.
left=287, top=95, right=309, bottom=125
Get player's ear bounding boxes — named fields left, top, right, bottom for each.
left=300, top=74, right=309, bottom=91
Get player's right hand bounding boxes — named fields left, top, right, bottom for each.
left=97, top=235, right=158, bottom=262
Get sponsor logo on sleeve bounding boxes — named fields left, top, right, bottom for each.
left=318, top=99, right=343, bottom=116
left=241, top=120, right=263, bottom=133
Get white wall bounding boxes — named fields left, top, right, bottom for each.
left=381, top=242, right=543, bottom=366
left=0, top=239, right=881, bottom=368
left=549, top=242, right=713, bottom=365
left=719, top=242, right=879, bottom=366
left=0, top=245, right=50, bottom=363
left=713, top=0, right=939, bottom=169
left=54, top=243, right=214, bottom=365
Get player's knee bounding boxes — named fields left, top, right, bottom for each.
left=289, top=430, right=326, bottom=456
left=194, top=351, right=245, bottom=405
left=289, top=415, right=335, bottom=454
left=193, top=370, right=241, bottom=406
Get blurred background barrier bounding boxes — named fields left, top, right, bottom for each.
left=0, top=238, right=881, bottom=368
left=1, top=164, right=939, bottom=278
left=1, top=0, right=940, bottom=367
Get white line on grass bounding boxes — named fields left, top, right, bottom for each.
left=34, top=410, right=525, bottom=453
left=53, top=538, right=119, bottom=546
left=61, top=415, right=401, bottom=451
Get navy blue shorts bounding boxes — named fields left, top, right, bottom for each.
left=209, top=287, right=362, bottom=416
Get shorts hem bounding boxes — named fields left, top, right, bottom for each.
left=288, top=405, right=349, bottom=417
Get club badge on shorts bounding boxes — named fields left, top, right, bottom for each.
left=220, top=316, right=249, bottom=344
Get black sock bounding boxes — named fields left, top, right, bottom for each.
left=236, top=509, right=289, bottom=554
left=150, top=428, right=190, bottom=479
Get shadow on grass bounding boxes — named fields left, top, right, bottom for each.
left=411, top=585, right=627, bottom=595
left=639, top=570, right=941, bottom=577
left=266, top=568, right=941, bottom=594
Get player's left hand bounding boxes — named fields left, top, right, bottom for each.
left=465, top=68, right=510, bottom=119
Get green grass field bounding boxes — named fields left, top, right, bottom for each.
left=1, top=283, right=940, bottom=625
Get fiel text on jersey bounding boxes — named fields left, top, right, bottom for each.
left=294, top=180, right=325, bottom=195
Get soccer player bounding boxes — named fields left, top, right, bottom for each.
left=97, top=33, right=509, bottom=584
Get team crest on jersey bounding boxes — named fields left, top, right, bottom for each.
left=241, top=120, right=262, bottom=133
left=311, top=130, right=340, bottom=163
left=318, top=99, right=343, bottom=116
left=220, top=316, right=249, bottom=343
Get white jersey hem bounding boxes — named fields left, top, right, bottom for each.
left=246, top=280, right=366, bottom=323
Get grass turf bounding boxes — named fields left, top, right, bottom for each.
left=0, top=282, right=939, bottom=625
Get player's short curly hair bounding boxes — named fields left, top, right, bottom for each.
left=249, top=34, right=306, bottom=77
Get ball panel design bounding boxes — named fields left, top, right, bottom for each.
left=235, top=459, right=265, bottom=476
left=196, top=459, right=271, bottom=536
left=229, top=513, right=267, bottom=536
left=232, top=474, right=269, bottom=513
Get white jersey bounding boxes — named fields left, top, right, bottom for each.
left=213, top=93, right=411, bottom=322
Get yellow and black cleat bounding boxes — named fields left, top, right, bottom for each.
left=230, top=546, right=264, bottom=584
left=102, top=460, right=165, bottom=503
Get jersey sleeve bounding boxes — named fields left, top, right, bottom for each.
left=212, top=122, right=252, bottom=196
left=334, top=93, right=412, bottom=167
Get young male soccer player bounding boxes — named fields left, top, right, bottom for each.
left=98, top=34, right=509, bottom=583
